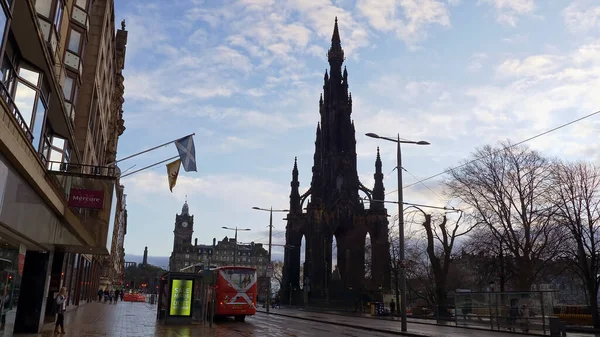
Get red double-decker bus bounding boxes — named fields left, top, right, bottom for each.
left=214, top=266, right=257, bottom=322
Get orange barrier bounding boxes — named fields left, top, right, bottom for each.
left=123, top=293, right=146, bottom=302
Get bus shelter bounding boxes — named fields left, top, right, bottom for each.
left=157, top=270, right=216, bottom=326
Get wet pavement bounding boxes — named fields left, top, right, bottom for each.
left=1, top=301, right=407, bottom=337
left=258, top=307, right=600, bottom=337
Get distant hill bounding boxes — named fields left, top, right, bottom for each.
left=124, top=254, right=170, bottom=269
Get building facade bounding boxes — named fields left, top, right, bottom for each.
left=169, top=202, right=269, bottom=274
left=99, top=183, right=127, bottom=290
left=0, top=0, right=127, bottom=333
left=282, top=18, right=390, bottom=304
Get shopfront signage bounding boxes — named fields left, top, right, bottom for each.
left=68, top=188, right=104, bottom=209
left=170, top=279, right=193, bottom=316
left=18, top=244, right=26, bottom=276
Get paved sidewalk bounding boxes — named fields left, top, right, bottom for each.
left=258, top=307, right=600, bottom=337
left=0, top=301, right=414, bottom=337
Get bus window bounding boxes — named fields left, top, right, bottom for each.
left=224, top=269, right=255, bottom=289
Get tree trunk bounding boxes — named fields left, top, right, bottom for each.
left=587, top=282, right=600, bottom=329
left=515, top=258, right=534, bottom=291
left=435, top=279, right=449, bottom=319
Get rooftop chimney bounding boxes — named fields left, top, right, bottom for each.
left=195, top=238, right=198, bottom=246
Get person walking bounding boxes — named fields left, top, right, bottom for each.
left=54, top=287, right=67, bottom=334
left=114, top=289, right=120, bottom=303
left=97, top=288, right=103, bottom=302
left=390, top=298, right=395, bottom=317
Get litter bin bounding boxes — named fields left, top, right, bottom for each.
left=549, top=317, right=566, bottom=337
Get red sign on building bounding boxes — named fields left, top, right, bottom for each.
left=68, top=188, right=104, bottom=209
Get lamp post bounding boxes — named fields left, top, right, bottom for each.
left=365, top=132, right=430, bottom=332
left=252, top=206, right=289, bottom=313
left=222, top=226, right=251, bottom=266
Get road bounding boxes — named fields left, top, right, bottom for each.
left=221, top=314, right=408, bottom=337
left=5, top=301, right=410, bottom=337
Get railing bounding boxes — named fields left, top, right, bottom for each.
left=72, top=6, right=89, bottom=31
left=46, top=160, right=118, bottom=177
left=64, top=51, right=83, bottom=76
left=0, top=81, right=33, bottom=143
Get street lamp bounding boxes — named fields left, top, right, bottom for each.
left=222, top=226, right=251, bottom=266
left=252, top=206, right=289, bottom=312
left=365, top=132, right=430, bottom=332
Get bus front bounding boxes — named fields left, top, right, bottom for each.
left=215, top=266, right=257, bottom=322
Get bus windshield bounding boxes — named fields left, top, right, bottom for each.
left=222, top=269, right=255, bottom=289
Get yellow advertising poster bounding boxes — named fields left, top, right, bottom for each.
left=170, top=279, right=193, bottom=316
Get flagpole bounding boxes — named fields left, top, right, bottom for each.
left=108, top=133, right=195, bottom=166
left=120, top=155, right=179, bottom=179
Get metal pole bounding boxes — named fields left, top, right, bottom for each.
left=120, top=155, right=179, bottom=178
left=397, top=134, right=407, bottom=332
left=234, top=228, right=238, bottom=266
left=108, top=133, right=195, bottom=165
left=267, top=207, right=273, bottom=313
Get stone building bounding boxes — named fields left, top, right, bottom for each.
left=282, top=18, right=390, bottom=304
left=169, top=201, right=268, bottom=274
left=99, top=183, right=127, bottom=290
left=0, top=0, right=128, bottom=333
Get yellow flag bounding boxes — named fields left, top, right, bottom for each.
left=166, top=159, right=182, bottom=192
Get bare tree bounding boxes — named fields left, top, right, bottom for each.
left=446, top=142, right=561, bottom=290
left=405, top=238, right=436, bottom=306
left=464, top=226, right=517, bottom=291
left=407, top=208, right=473, bottom=317
left=551, top=162, right=600, bottom=328
left=272, top=260, right=285, bottom=288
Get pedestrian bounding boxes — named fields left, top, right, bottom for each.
left=519, top=304, right=529, bottom=333
left=390, top=299, right=395, bottom=317
left=114, top=289, right=120, bottom=303
left=97, top=289, right=103, bottom=302
left=120, top=290, right=124, bottom=301
left=0, top=287, right=9, bottom=331
left=54, top=287, right=67, bottom=334
left=109, top=289, right=115, bottom=304
left=103, top=289, right=109, bottom=303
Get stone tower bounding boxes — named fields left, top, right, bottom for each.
left=142, top=246, right=148, bottom=266
left=282, top=18, right=391, bottom=304
left=168, top=201, right=194, bottom=271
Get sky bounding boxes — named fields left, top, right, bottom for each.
left=114, top=0, right=600, bottom=262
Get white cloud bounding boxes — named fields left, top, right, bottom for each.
left=563, top=0, right=600, bottom=33
left=357, top=0, right=451, bottom=49
left=496, top=55, right=564, bottom=78
left=468, top=52, right=488, bottom=72
left=479, top=0, right=536, bottom=26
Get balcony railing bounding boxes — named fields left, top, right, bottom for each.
left=36, top=16, right=58, bottom=57
left=72, top=6, right=89, bottom=31
left=0, top=81, right=33, bottom=143
left=64, top=51, right=83, bottom=76
left=47, top=160, right=118, bottom=177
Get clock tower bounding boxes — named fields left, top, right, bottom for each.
left=169, top=200, right=195, bottom=271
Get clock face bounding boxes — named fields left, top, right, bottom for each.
left=182, top=221, right=188, bottom=228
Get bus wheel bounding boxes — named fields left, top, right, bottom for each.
left=234, top=315, right=246, bottom=322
